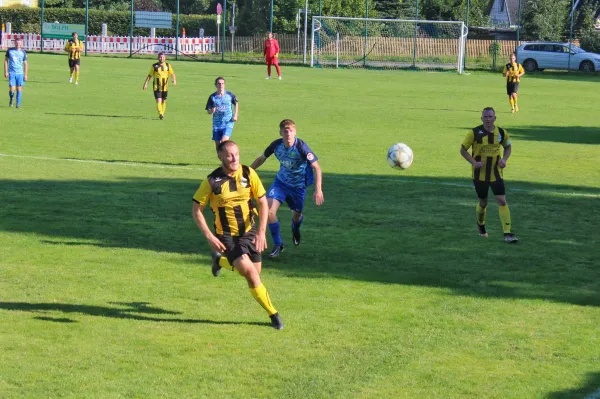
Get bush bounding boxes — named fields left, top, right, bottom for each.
left=0, top=7, right=218, bottom=36
left=488, top=41, right=502, bottom=57
left=579, top=29, right=600, bottom=53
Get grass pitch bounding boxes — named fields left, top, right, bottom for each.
left=0, top=54, right=599, bottom=398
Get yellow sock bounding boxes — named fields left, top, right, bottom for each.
left=499, top=205, right=512, bottom=234
left=218, top=256, right=234, bottom=271
left=156, top=102, right=162, bottom=114
left=509, top=97, right=515, bottom=109
left=476, top=204, right=487, bottom=226
left=161, top=102, right=167, bottom=114
left=75, top=71, right=79, bottom=82
left=250, top=284, right=277, bottom=316
left=514, top=95, right=518, bottom=108
left=69, top=71, right=74, bottom=77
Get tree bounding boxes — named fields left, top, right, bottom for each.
left=521, top=0, right=570, bottom=41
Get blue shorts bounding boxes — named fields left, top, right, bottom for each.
left=8, top=74, right=24, bottom=88
left=212, top=124, right=234, bottom=141
left=267, top=180, right=306, bottom=213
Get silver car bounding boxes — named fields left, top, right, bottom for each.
left=516, top=42, right=600, bottom=72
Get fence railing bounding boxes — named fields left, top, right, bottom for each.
left=1, top=32, right=216, bottom=55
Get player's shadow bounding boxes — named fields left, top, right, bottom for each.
left=0, top=301, right=270, bottom=327
left=0, top=175, right=598, bottom=307
left=44, top=112, right=149, bottom=120
left=523, top=70, right=600, bottom=83
left=546, top=371, right=600, bottom=398
left=508, top=125, right=600, bottom=145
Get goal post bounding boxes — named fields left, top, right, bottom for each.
left=310, top=16, right=468, bottom=73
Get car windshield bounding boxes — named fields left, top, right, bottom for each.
left=568, top=45, right=586, bottom=54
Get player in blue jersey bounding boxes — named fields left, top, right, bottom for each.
left=251, top=119, right=324, bottom=258
left=206, top=77, right=239, bottom=150
left=3, top=38, right=28, bottom=109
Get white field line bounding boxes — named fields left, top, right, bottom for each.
left=1, top=152, right=599, bottom=198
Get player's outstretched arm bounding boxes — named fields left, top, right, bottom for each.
left=311, top=161, right=324, bottom=206
left=253, top=195, right=268, bottom=252
left=250, top=154, right=267, bottom=170
left=192, top=202, right=226, bottom=253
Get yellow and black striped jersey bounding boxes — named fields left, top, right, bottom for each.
left=65, top=39, right=84, bottom=60
left=147, top=62, right=174, bottom=92
left=503, top=62, right=524, bottom=83
left=193, top=165, right=266, bottom=236
left=462, top=125, right=511, bottom=182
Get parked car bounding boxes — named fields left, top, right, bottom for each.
left=516, top=42, right=600, bottom=73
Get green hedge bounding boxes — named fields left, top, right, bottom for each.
left=580, top=30, right=600, bottom=54
left=0, top=7, right=218, bottom=36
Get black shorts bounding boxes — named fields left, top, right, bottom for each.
left=68, top=58, right=81, bottom=68
left=154, top=90, right=168, bottom=100
left=217, top=228, right=261, bottom=265
left=473, top=179, right=506, bottom=199
left=506, top=82, right=519, bottom=95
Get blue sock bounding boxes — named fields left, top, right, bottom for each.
left=268, top=221, right=283, bottom=246
left=292, top=215, right=304, bottom=231
left=9, top=91, right=14, bottom=100
left=16, top=91, right=22, bottom=106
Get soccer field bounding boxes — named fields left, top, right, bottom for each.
left=1, top=54, right=599, bottom=398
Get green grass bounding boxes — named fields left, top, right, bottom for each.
left=0, top=54, right=599, bottom=398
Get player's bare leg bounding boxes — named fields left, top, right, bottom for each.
left=267, top=199, right=285, bottom=258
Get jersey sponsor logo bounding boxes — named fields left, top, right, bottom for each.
left=307, top=153, right=315, bottom=161
left=241, top=177, right=249, bottom=188
left=498, top=132, right=502, bottom=142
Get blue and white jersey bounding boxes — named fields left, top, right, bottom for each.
left=205, top=90, right=238, bottom=128
left=5, top=47, right=27, bottom=75
left=264, top=138, right=318, bottom=189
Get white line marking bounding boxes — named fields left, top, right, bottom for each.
left=1, top=152, right=598, bottom=198
left=585, top=388, right=600, bottom=399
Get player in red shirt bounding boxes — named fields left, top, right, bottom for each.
left=264, top=32, right=281, bottom=80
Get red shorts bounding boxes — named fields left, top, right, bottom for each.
left=266, top=56, right=279, bottom=65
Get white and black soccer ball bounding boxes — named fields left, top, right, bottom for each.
left=387, top=143, right=413, bottom=170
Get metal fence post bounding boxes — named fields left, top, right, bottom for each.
left=129, top=0, right=134, bottom=57
left=222, top=0, right=227, bottom=62
left=40, top=0, right=44, bottom=53
left=176, top=0, right=180, bottom=60
left=85, top=0, right=88, bottom=56
left=363, top=0, right=369, bottom=67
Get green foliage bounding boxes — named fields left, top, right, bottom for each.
left=580, top=29, right=600, bottom=53
left=521, top=0, right=570, bottom=41
left=0, top=7, right=218, bottom=36
left=488, top=41, right=501, bottom=56
left=421, top=0, right=490, bottom=27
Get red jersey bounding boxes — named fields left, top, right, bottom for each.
left=264, top=38, right=280, bottom=58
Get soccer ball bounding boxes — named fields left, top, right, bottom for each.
left=387, top=143, right=413, bottom=170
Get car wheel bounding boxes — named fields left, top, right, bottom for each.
left=579, top=60, right=594, bottom=73
left=523, top=59, right=538, bottom=72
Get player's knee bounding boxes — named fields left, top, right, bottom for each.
left=479, top=199, right=488, bottom=208
left=497, top=198, right=507, bottom=206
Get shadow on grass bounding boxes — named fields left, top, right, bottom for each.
left=523, top=70, right=600, bottom=83
left=0, top=174, right=598, bottom=307
left=547, top=371, right=600, bottom=398
left=44, top=112, right=149, bottom=120
left=509, top=125, right=600, bottom=145
left=0, top=301, right=270, bottom=327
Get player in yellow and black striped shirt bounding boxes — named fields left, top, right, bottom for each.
left=503, top=52, right=525, bottom=113
left=64, top=32, right=84, bottom=85
left=142, top=52, right=176, bottom=120
left=460, top=107, right=518, bottom=244
left=192, top=140, right=284, bottom=330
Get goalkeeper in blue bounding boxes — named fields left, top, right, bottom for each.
left=251, top=119, right=324, bottom=258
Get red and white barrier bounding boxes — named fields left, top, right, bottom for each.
left=1, top=32, right=216, bottom=55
